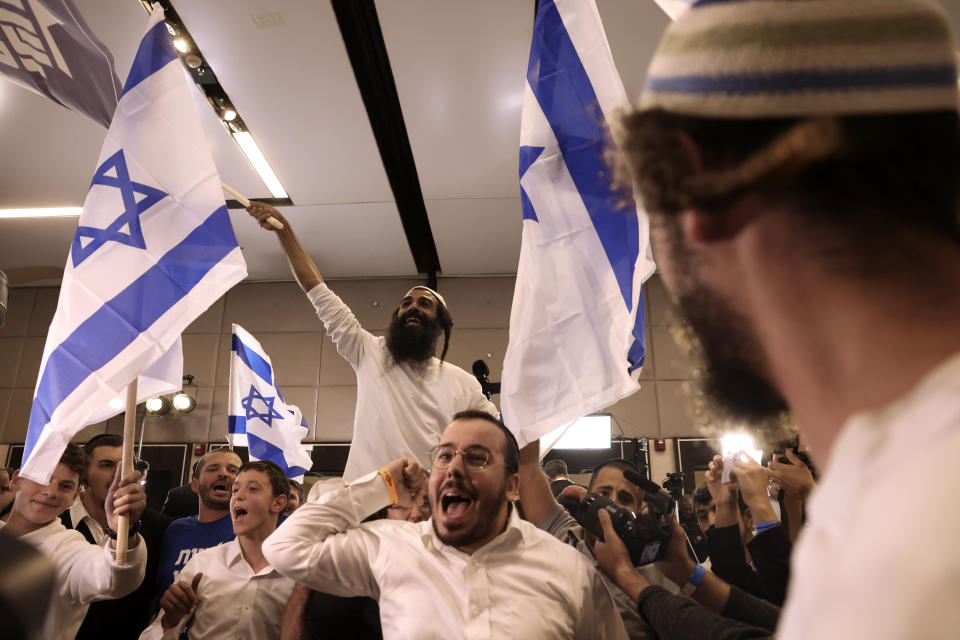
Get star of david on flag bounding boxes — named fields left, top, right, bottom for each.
left=240, top=385, right=284, bottom=427
left=229, top=324, right=313, bottom=481
left=501, top=0, right=656, bottom=449
left=21, top=6, right=247, bottom=483
left=71, top=149, right=167, bottom=265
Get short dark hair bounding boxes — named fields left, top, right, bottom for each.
left=288, top=478, right=303, bottom=503
left=621, top=110, right=960, bottom=259
left=238, top=460, right=290, bottom=499
left=59, top=443, right=87, bottom=482
left=451, top=410, right=519, bottom=475
left=543, top=459, right=568, bottom=478
left=587, top=458, right=639, bottom=492
left=693, top=483, right=713, bottom=509
left=83, top=433, right=122, bottom=457
left=194, top=449, right=242, bottom=478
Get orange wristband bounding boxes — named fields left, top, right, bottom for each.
left=378, top=467, right=399, bottom=506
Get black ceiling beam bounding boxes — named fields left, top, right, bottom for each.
left=331, top=0, right=441, bottom=278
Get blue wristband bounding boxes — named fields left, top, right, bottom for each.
left=754, top=520, right=778, bottom=529
left=688, top=564, right=707, bottom=588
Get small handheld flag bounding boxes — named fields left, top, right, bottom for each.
left=229, top=324, right=312, bottom=481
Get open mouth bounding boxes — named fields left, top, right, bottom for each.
left=440, top=489, right=475, bottom=521
left=404, top=315, right=421, bottom=326
left=212, top=482, right=230, bottom=495
left=233, top=506, right=248, bottom=521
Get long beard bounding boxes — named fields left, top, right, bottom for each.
left=386, top=310, right=441, bottom=364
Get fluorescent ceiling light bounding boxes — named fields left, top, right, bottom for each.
left=542, top=414, right=612, bottom=450
left=0, top=207, right=82, bottom=219
left=231, top=131, right=288, bottom=198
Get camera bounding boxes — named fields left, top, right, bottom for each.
left=662, top=472, right=684, bottom=500
left=575, top=469, right=674, bottom=566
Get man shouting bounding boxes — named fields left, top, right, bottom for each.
left=247, top=203, right=496, bottom=481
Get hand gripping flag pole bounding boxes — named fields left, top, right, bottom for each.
left=220, top=182, right=283, bottom=230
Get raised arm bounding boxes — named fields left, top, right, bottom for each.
left=262, top=457, right=426, bottom=596
left=517, top=440, right=559, bottom=527
left=247, top=201, right=323, bottom=292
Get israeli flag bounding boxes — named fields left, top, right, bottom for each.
left=501, top=0, right=656, bottom=447
left=229, top=324, right=312, bottom=481
left=21, top=6, right=247, bottom=483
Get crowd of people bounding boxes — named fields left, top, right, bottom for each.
left=4, top=0, right=960, bottom=637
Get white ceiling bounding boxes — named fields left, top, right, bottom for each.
left=2, top=0, right=959, bottom=285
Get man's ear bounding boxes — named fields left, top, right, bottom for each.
left=272, top=493, right=288, bottom=515
left=506, top=474, right=520, bottom=502
left=681, top=195, right=764, bottom=246
left=9, top=469, right=22, bottom=492
left=191, top=476, right=199, bottom=493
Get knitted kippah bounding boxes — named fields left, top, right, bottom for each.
left=640, top=0, right=959, bottom=118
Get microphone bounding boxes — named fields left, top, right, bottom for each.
left=623, top=469, right=662, bottom=495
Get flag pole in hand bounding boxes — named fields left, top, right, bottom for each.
left=115, top=379, right=138, bottom=563
left=221, top=182, right=283, bottom=230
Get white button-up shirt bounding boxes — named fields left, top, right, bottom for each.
left=139, top=538, right=294, bottom=640
left=67, top=496, right=107, bottom=546
left=779, top=350, right=960, bottom=639
left=263, top=470, right=628, bottom=639
left=307, top=283, right=498, bottom=481
left=0, top=518, right=146, bottom=640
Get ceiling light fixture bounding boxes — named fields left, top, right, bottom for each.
left=231, top=131, right=289, bottom=198
left=145, top=396, right=171, bottom=415
left=0, top=207, right=82, bottom=219
left=221, top=108, right=237, bottom=122
left=172, top=374, right=198, bottom=413
left=173, top=38, right=189, bottom=53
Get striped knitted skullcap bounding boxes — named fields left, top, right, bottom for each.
left=641, top=0, right=959, bottom=118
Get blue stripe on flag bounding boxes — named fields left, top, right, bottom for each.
left=644, top=65, right=958, bottom=95
left=121, top=19, right=178, bottom=98
left=228, top=415, right=246, bottom=435
left=527, top=0, right=639, bottom=311
left=248, top=432, right=308, bottom=479
left=24, top=206, right=239, bottom=460
left=627, top=292, right=647, bottom=373
left=231, top=334, right=273, bottom=386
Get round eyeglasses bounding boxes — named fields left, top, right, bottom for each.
left=428, top=445, right=495, bottom=470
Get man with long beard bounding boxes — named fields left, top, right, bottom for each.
left=263, top=410, right=627, bottom=638
left=591, top=1, right=960, bottom=639
left=247, top=203, right=496, bottom=481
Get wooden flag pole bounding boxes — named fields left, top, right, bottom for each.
left=115, top=379, right=138, bottom=563
left=221, top=182, right=283, bottom=230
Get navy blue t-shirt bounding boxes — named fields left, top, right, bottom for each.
left=155, top=514, right=235, bottom=595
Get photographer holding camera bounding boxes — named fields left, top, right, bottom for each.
left=518, top=442, right=677, bottom=639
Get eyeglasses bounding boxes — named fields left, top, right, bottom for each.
left=428, top=445, right=496, bottom=470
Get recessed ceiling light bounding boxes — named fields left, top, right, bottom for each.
left=231, top=131, right=288, bottom=198
left=173, top=38, right=189, bottom=53
left=0, top=207, right=82, bottom=219
left=222, top=108, right=237, bottom=122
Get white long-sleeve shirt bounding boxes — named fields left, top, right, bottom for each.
left=0, top=518, right=146, bottom=640
left=779, top=350, right=960, bottom=639
left=307, top=283, right=498, bottom=481
left=262, top=470, right=628, bottom=640
left=139, top=538, right=294, bottom=640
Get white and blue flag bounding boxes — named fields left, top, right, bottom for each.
left=501, top=0, right=656, bottom=447
left=229, top=324, right=312, bottom=482
left=21, top=6, right=247, bottom=483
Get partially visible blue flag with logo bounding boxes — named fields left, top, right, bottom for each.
left=229, top=324, right=312, bottom=482
left=501, top=0, right=656, bottom=447
left=0, top=0, right=122, bottom=127
left=21, top=6, right=247, bottom=483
